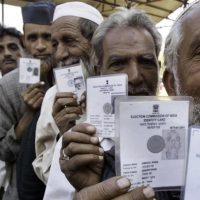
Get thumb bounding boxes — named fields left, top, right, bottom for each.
left=74, top=176, right=131, bottom=200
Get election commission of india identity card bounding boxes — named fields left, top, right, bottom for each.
left=54, top=63, right=86, bottom=101
left=87, top=74, right=128, bottom=138
left=115, top=96, right=192, bottom=190
left=184, top=126, right=200, bottom=200
left=19, top=58, right=40, bottom=84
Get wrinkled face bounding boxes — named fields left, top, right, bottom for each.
left=0, top=35, right=23, bottom=75
left=101, top=27, right=159, bottom=96
left=51, top=16, right=91, bottom=67
left=176, top=8, right=200, bottom=104
left=172, top=8, right=200, bottom=124
left=24, top=24, right=53, bottom=74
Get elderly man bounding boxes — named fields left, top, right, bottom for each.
left=33, top=1, right=103, bottom=186
left=163, top=0, right=200, bottom=122
left=44, top=8, right=161, bottom=200
left=0, top=25, right=24, bottom=76
left=162, top=2, right=200, bottom=199
left=0, top=1, right=55, bottom=200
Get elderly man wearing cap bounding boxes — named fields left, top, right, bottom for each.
left=0, top=1, right=55, bottom=200
left=32, top=1, right=103, bottom=187
left=41, top=5, right=160, bottom=200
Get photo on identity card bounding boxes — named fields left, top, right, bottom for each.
left=19, top=58, right=40, bottom=84
left=54, top=63, right=86, bottom=101
left=115, top=96, right=192, bottom=191
left=86, top=74, right=128, bottom=138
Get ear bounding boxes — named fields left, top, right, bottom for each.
left=21, top=34, right=25, bottom=49
left=94, top=65, right=101, bottom=76
left=163, top=69, right=176, bottom=96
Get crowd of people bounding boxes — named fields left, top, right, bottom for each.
left=0, top=0, right=200, bottom=200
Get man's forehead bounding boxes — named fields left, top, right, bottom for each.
left=24, top=23, right=51, bottom=33
left=178, top=7, right=200, bottom=53
left=0, top=35, right=20, bottom=44
left=52, top=16, right=80, bottom=28
left=103, top=26, right=156, bottom=52
left=51, top=16, right=81, bottom=37
left=182, top=7, right=200, bottom=28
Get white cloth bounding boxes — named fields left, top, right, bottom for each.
left=33, top=85, right=86, bottom=184
left=0, top=160, right=9, bottom=189
left=43, top=136, right=114, bottom=200
left=53, top=2, right=104, bottom=25
left=33, top=85, right=59, bottom=184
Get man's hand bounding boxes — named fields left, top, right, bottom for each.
left=60, top=123, right=104, bottom=191
left=15, top=82, right=45, bottom=139
left=52, top=92, right=83, bottom=134
left=74, top=176, right=155, bottom=200
left=22, top=82, right=45, bottom=111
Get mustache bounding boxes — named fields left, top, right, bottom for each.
left=57, top=57, right=80, bottom=68
left=128, top=84, right=152, bottom=96
left=3, top=58, right=16, bottom=62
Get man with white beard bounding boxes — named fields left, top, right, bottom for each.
left=163, top=0, right=200, bottom=125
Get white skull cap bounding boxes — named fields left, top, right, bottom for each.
left=53, top=2, right=104, bottom=25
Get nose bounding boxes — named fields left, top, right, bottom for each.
left=55, top=44, right=69, bottom=63
left=4, top=47, right=12, bottom=58
left=36, top=38, right=46, bottom=52
left=127, top=60, right=143, bottom=85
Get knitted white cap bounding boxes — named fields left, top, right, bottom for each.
left=53, top=2, right=104, bottom=25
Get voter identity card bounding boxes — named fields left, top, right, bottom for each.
left=184, top=127, right=200, bottom=200
left=19, top=58, right=40, bottom=84
left=54, top=63, right=86, bottom=101
left=87, top=74, right=128, bottom=138
left=115, top=96, right=192, bottom=190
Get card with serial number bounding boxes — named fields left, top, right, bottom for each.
left=54, top=63, right=85, bottom=101
left=115, top=96, right=192, bottom=191
left=19, top=58, right=40, bottom=84
left=87, top=74, right=128, bottom=138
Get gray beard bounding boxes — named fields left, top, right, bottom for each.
left=175, top=76, right=200, bottom=125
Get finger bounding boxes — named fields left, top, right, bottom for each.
left=74, top=176, right=131, bottom=200
left=32, top=96, right=44, bottom=109
left=60, top=154, right=103, bottom=172
left=113, top=186, right=155, bottom=200
left=55, top=107, right=82, bottom=120
left=79, top=93, right=86, bottom=104
left=53, top=97, right=78, bottom=115
left=63, top=113, right=81, bottom=122
left=23, top=88, right=44, bottom=102
left=64, top=106, right=82, bottom=115
left=71, top=123, right=96, bottom=135
left=24, top=82, right=45, bottom=94
left=26, top=92, right=44, bottom=105
left=54, top=92, right=77, bottom=101
left=64, top=142, right=104, bottom=157
left=62, top=131, right=100, bottom=148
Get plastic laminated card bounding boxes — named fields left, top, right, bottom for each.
left=87, top=74, right=128, bottom=138
left=19, top=58, right=40, bottom=84
left=115, top=96, right=192, bottom=191
left=54, top=63, right=86, bottom=102
left=183, top=126, right=200, bottom=200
